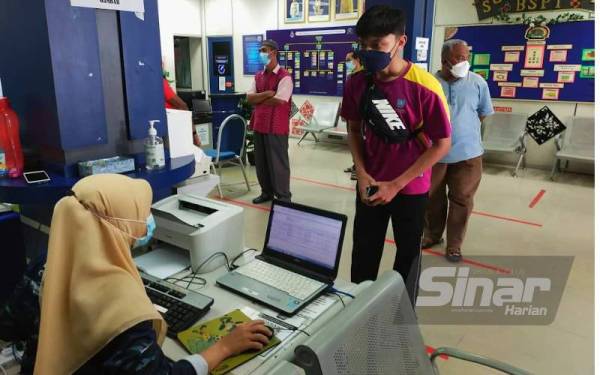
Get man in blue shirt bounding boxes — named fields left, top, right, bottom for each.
left=422, top=39, right=494, bottom=262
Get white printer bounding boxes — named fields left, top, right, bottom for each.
left=151, top=194, right=244, bottom=273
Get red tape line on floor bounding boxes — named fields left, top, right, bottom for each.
left=291, top=175, right=543, bottom=228
left=291, top=176, right=355, bottom=192
left=384, top=239, right=511, bottom=275
left=528, top=189, right=546, bottom=208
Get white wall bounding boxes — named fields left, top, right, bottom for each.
left=189, top=38, right=204, bottom=90
left=157, top=0, right=203, bottom=89
left=430, top=0, right=595, bottom=170
left=232, top=0, right=279, bottom=92
left=205, top=0, right=233, bottom=36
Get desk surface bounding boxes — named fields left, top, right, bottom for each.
left=161, top=254, right=361, bottom=375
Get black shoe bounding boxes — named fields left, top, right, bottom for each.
left=252, top=194, right=273, bottom=204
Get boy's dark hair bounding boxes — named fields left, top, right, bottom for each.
left=356, top=5, right=406, bottom=38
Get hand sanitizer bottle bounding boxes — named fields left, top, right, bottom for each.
left=145, top=120, right=165, bottom=170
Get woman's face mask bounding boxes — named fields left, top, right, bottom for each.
left=91, top=211, right=156, bottom=248
left=134, top=215, right=156, bottom=248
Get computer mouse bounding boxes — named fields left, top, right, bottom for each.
left=265, top=325, right=275, bottom=337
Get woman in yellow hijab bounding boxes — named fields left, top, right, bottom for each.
left=35, top=174, right=271, bottom=375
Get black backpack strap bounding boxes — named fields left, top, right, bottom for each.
left=409, top=126, right=424, bottom=138
left=360, top=72, right=375, bottom=119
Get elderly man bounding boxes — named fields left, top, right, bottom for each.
left=422, top=39, right=494, bottom=262
left=246, top=39, right=293, bottom=203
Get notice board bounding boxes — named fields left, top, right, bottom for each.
left=447, top=21, right=594, bottom=102
left=243, top=34, right=264, bottom=75
left=266, top=26, right=359, bottom=96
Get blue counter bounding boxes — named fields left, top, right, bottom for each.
left=0, top=154, right=195, bottom=206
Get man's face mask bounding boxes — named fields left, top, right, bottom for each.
left=259, top=48, right=272, bottom=65
left=359, top=39, right=402, bottom=73
left=449, top=60, right=470, bottom=78
left=345, top=60, right=356, bottom=73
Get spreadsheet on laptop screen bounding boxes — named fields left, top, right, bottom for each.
left=267, top=204, right=343, bottom=270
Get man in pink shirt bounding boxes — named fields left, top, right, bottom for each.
left=247, top=40, right=293, bottom=203
left=341, top=5, right=452, bottom=306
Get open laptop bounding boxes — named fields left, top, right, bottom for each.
left=216, top=200, right=347, bottom=315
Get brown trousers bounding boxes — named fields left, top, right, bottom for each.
left=424, top=156, right=483, bottom=250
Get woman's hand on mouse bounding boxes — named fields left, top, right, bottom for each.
left=201, top=320, right=273, bottom=370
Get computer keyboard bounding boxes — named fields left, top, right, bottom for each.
left=235, top=260, right=324, bottom=300
left=141, top=272, right=214, bottom=338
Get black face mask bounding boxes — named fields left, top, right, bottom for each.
left=358, top=41, right=401, bottom=73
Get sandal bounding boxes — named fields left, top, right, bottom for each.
left=421, top=237, right=443, bottom=249
left=445, top=248, right=463, bottom=263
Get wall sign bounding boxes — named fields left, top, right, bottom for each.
left=267, top=26, right=358, bottom=96
left=243, top=35, right=264, bottom=75
left=448, top=21, right=594, bottom=102
left=473, top=0, right=593, bottom=20
left=70, top=0, right=144, bottom=13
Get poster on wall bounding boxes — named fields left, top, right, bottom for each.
left=243, top=35, right=264, bottom=75
left=549, top=50, right=568, bottom=62
left=524, top=44, right=545, bottom=69
left=581, top=48, right=595, bottom=61
left=335, top=0, right=360, bottom=20
left=500, top=86, right=516, bottom=98
left=70, top=0, right=144, bottom=12
left=452, top=21, right=594, bottom=102
left=308, top=0, right=331, bottom=22
left=267, top=26, right=357, bottom=96
left=523, top=76, right=539, bottom=88
left=557, top=71, right=575, bottom=83
left=285, top=0, right=306, bottom=23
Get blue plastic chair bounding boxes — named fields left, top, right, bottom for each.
left=203, top=114, right=250, bottom=197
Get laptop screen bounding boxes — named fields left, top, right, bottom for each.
left=266, top=202, right=345, bottom=270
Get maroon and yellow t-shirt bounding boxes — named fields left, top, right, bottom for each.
left=341, top=62, right=452, bottom=195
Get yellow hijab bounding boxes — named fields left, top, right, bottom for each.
left=34, top=174, right=166, bottom=375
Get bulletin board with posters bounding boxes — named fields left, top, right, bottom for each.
left=266, top=26, right=359, bottom=96
left=446, top=21, right=594, bottom=102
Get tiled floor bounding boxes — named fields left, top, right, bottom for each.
left=213, top=140, right=594, bottom=375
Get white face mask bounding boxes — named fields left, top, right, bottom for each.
left=450, top=61, right=470, bottom=78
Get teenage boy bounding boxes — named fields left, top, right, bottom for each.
left=341, top=5, right=452, bottom=306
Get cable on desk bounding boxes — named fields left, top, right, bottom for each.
left=184, top=252, right=232, bottom=289
left=230, top=248, right=258, bottom=269
left=329, top=292, right=346, bottom=308
left=277, top=328, right=311, bottom=337
left=162, top=266, right=207, bottom=290
left=327, top=287, right=355, bottom=299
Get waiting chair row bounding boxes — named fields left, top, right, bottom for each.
left=482, top=113, right=594, bottom=179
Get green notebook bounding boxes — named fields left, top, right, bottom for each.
left=177, top=309, right=281, bottom=375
